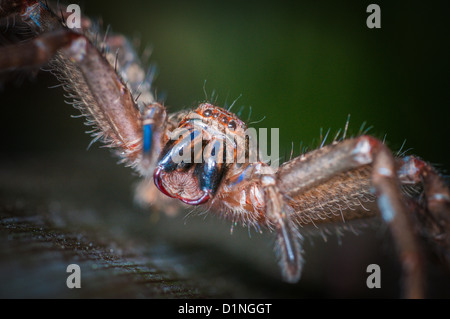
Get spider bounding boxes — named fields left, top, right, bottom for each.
left=0, top=1, right=449, bottom=298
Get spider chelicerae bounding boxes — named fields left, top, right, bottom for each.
left=0, top=1, right=449, bottom=298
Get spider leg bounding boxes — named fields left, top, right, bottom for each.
left=397, top=156, right=450, bottom=266
left=277, top=135, right=425, bottom=298
left=211, top=163, right=304, bottom=283
left=0, top=2, right=146, bottom=166
left=1, top=1, right=182, bottom=213
left=261, top=174, right=303, bottom=283
left=102, top=34, right=157, bottom=108
left=100, top=32, right=165, bottom=173
left=0, top=28, right=76, bottom=69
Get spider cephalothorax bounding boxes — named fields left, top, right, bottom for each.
left=1, top=1, right=449, bottom=298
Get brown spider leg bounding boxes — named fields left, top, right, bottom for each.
left=397, top=156, right=450, bottom=266
left=0, top=28, right=143, bottom=166
left=99, top=32, right=165, bottom=173
left=102, top=34, right=157, bottom=107
left=277, top=135, right=425, bottom=298
left=0, top=0, right=63, bottom=33
left=0, top=2, right=24, bottom=31
left=0, top=29, right=75, bottom=69
left=213, top=162, right=304, bottom=282
left=0, top=1, right=24, bottom=16
left=58, top=32, right=144, bottom=166
left=261, top=174, right=303, bottom=283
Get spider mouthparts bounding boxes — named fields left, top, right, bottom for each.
left=179, top=191, right=211, bottom=205
left=153, top=165, right=211, bottom=205
left=153, top=166, right=174, bottom=198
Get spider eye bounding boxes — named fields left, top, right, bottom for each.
left=212, top=112, right=219, bottom=118
left=228, top=120, right=236, bottom=130
left=221, top=116, right=229, bottom=124
left=203, top=109, right=212, bottom=117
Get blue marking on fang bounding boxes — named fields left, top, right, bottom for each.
left=143, top=124, right=153, bottom=154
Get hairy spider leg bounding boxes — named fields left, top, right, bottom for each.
left=0, top=1, right=145, bottom=168
left=397, top=156, right=450, bottom=266
left=262, top=174, right=303, bottom=283
left=277, top=135, right=425, bottom=298
left=0, top=29, right=76, bottom=69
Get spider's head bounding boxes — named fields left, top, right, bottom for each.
left=153, top=103, right=247, bottom=205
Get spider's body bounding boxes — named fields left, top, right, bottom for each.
left=1, top=1, right=449, bottom=298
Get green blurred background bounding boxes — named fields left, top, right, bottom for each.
left=1, top=0, right=449, bottom=298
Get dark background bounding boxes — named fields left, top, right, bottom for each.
left=0, top=0, right=449, bottom=298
